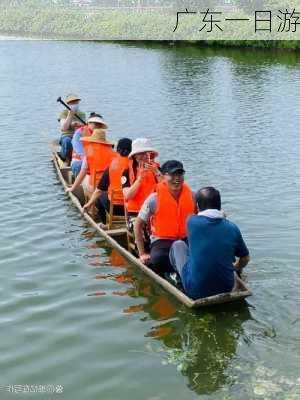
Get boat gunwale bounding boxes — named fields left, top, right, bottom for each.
left=51, top=147, right=252, bottom=308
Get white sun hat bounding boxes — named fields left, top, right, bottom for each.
left=128, top=138, right=159, bottom=159
left=87, top=115, right=108, bottom=129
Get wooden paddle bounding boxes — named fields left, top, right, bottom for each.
left=57, top=96, right=86, bottom=125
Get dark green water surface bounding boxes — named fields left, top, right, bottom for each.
left=0, top=40, right=299, bottom=399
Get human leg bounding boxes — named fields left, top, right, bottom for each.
left=169, top=240, right=189, bottom=279
left=59, top=135, right=73, bottom=163
left=71, top=160, right=82, bottom=177
left=96, top=193, right=109, bottom=224
left=149, top=239, right=175, bottom=276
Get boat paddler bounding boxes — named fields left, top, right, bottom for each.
left=134, top=160, right=196, bottom=276
left=58, top=94, right=86, bottom=165
left=169, top=187, right=250, bottom=299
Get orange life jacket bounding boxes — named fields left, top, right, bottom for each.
left=125, top=161, right=158, bottom=213
left=150, top=181, right=195, bottom=240
left=72, top=126, right=93, bottom=162
left=108, top=154, right=130, bottom=206
left=82, top=125, right=93, bottom=138
left=81, top=138, right=115, bottom=188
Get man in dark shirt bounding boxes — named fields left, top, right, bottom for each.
left=169, top=187, right=250, bottom=299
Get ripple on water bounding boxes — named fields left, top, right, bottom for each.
left=0, top=41, right=300, bottom=399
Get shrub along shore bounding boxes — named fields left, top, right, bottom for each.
left=1, top=2, right=300, bottom=50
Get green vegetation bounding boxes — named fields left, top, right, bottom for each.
left=0, top=0, right=300, bottom=49
left=202, top=39, right=300, bottom=49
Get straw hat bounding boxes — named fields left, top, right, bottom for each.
left=128, top=138, right=158, bottom=159
left=66, top=94, right=81, bottom=103
left=82, top=129, right=113, bottom=145
left=87, top=115, right=108, bottom=130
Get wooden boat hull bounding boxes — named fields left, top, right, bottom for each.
left=51, top=146, right=252, bottom=308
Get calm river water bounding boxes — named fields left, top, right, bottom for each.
left=0, top=40, right=300, bottom=399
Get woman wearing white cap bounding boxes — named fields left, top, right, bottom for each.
left=122, top=138, right=162, bottom=229
left=67, top=117, right=112, bottom=195
left=71, top=113, right=107, bottom=176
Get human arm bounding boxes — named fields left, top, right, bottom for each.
left=122, top=167, right=143, bottom=200
left=83, top=189, right=102, bottom=211
left=67, top=165, right=87, bottom=192
left=123, top=175, right=143, bottom=200
left=150, top=162, right=162, bottom=182
left=234, top=227, right=250, bottom=273
left=83, top=168, right=109, bottom=210
left=234, top=255, right=250, bottom=272
left=60, top=110, right=76, bottom=132
left=123, top=164, right=159, bottom=200
left=134, top=217, right=151, bottom=264
left=71, top=129, right=79, bottom=146
left=134, top=193, right=157, bottom=264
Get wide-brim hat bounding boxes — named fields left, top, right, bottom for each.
left=66, top=94, right=81, bottom=103
left=81, top=129, right=113, bottom=145
left=87, top=116, right=108, bottom=130
left=128, top=138, right=158, bottom=159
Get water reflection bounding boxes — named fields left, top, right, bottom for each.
left=126, top=42, right=300, bottom=67
left=93, top=245, right=252, bottom=396
left=2, top=38, right=300, bottom=399
left=142, top=295, right=251, bottom=395
left=154, top=307, right=251, bottom=395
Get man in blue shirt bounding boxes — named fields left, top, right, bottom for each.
left=169, top=187, right=250, bottom=299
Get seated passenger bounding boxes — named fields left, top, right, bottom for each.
left=122, top=138, right=161, bottom=230
left=169, top=187, right=250, bottom=299
left=134, top=160, right=196, bottom=276
left=58, top=94, right=86, bottom=165
left=83, top=138, right=132, bottom=225
left=71, top=113, right=107, bottom=177
left=67, top=127, right=114, bottom=195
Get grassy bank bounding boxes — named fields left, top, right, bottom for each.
left=1, top=2, right=300, bottom=49
left=200, top=40, right=300, bottom=50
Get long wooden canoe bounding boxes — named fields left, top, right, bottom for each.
left=51, top=146, right=252, bottom=308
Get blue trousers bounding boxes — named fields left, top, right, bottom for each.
left=71, top=160, right=82, bottom=177
left=59, top=135, right=73, bottom=161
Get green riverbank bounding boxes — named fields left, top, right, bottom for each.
left=1, top=1, right=300, bottom=49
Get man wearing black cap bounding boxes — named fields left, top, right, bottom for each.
left=169, top=187, right=250, bottom=299
left=134, top=160, right=196, bottom=276
left=83, top=138, right=132, bottom=225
